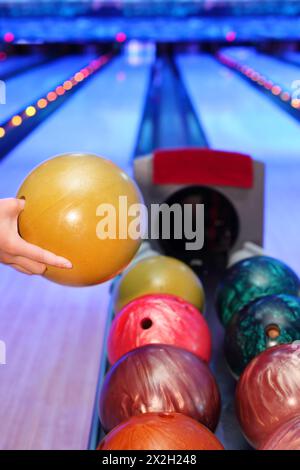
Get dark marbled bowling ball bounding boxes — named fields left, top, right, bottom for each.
left=99, top=344, right=221, bottom=433
left=236, top=343, right=300, bottom=448
left=216, top=256, right=300, bottom=327
left=225, top=294, right=300, bottom=378
left=97, top=412, right=224, bottom=450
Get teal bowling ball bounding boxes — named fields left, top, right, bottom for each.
left=216, top=256, right=300, bottom=327
left=225, top=294, right=300, bottom=378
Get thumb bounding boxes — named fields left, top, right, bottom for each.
left=9, top=198, right=26, bottom=219
left=15, top=198, right=26, bottom=214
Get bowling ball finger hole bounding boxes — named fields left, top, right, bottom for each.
left=265, top=324, right=281, bottom=339
left=140, top=318, right=153, bottom=330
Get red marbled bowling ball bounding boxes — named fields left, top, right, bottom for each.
left=107, top=293, right=211, bottom=365
left=236, top=343, right=300, bottom=448
left=99, top=344, right=221, bottom=432
left=97, top=412, right=224, bottom=450
left=259, top=416, right=300, bottom=450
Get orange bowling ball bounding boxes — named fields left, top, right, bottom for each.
left=17, top=153, right=143, bottom=286
left=97, top=412, right=224, bottom=450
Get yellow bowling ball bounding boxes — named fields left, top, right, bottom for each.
left=17, top=153, right=143, bottom=286
left=113, top=255, right=205, bottom=313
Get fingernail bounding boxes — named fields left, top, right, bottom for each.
left=61, top=260, right=73, bottom=269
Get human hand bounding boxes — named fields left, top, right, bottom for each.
left=0, top=198, right=72, bottom=275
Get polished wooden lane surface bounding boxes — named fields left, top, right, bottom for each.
left=0, top=267, right=110, bottom=449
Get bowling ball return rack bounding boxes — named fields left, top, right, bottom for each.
left=87, top=265, right=252, bottom=451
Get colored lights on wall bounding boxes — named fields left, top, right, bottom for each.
left=63, top=80, right=73, bottom=91
left=0, top=55, right=110, bottom=140
left=116, top=32, right=127, bottom=43
left=3, top=32, right=15, bottom=43
left=11, top=115, right=22, bottom=127
left=292, top=98, right=300, bottom=109
left=56, top=86, right=65, bottom=96
left=281, top=91, right=291, bottom=102
left=37, top=99, right=48, bottom=109
left=25, top=106, right=37, bottom=117
left=47, top=91, right=57, bottom=102
left=217, top=51, right=300, bottom=111
left=225, top=31, right=236, bottom=42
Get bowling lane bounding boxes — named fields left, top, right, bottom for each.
left=282, top=51, right=300, bottom=66
left=0, top=54, right=152, bottom=450
left=0, top=54, right=45, bottom=78
left=0, top=55, right=152, bottom=198
left=220, top=47, right=300, bottom=92
left=0, top=54, right=95, bottom=124
left=176, top=53, right=300, bottom=274
left=176, top=54, right=300, bottom=162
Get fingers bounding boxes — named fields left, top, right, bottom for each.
left=14, top=198, right=26, bottom=214
left=4, top=254, right=46, bottom=275
left=4, top=197, right=25, bottom=215
left=14, top=237, right=72, bottom=269
left=9, top=264, right=33, bottom=276
left=13, top=256, right=47, bottom=275
left=0, top=197, right=72, bottom=272
left=0, top=197, right=25, bottom=217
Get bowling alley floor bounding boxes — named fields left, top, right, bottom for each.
left=1, top=41, right=300, bottom=449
